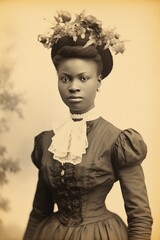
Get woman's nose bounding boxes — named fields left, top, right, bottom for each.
left=69, top=79, right=80, bottom=92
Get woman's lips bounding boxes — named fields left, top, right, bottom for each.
left=68, top=96, right=83, bottom=103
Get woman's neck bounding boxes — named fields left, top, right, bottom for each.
left=70, top=107, right=100, bottom=121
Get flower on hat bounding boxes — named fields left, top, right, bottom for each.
left=56, top=10, right=72, bottom=23
left=38, top=10, right=126, bottom=54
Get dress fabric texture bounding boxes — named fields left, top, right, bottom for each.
left=23, top=117, right=153, bottom=240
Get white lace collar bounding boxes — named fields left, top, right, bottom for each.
left=48, top=107, right=100, bottom=165
left=70, top=107, right=100, bottom=121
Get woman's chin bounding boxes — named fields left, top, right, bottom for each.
left=69, top=106, right=95, bottom=114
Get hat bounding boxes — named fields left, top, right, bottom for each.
left=51, top=35, right=113, bottom=79
left=38, top=10, right=125, bottom=79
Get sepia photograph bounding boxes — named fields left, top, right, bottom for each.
left=0, top=0, right=159, bottom=239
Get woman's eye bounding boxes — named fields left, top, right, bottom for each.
left=60, top=76, right=70, bottom=83
left=80, top=76, right=89, bottom=82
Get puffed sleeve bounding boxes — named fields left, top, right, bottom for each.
left=23, top=132, right=54, bottom=240
left=112, top=129, right=153, bottom=240
left=31, top=132, right=44, bottom=168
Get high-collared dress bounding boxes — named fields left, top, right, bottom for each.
left=23, top=117, right=153, bottom=240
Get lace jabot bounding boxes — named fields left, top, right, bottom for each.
left=48, top=108, right=100, bottom=165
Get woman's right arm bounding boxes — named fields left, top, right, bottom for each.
left=23, top=132, right=54, bottom=240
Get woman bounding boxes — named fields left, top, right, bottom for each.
left=23, top=11, right=153, bottom=240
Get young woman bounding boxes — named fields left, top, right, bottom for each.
left=23, top=11, right=153, bottom=240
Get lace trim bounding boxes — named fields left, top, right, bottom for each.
left=48, top=107, right=100, bottom=165
left=70, top=107, right=100, bottom=121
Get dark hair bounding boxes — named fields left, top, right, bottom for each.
left=51, top=36, right=113, bottom=79
left=52, top=45, right=103, bottom=75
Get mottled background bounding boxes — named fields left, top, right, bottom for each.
left=0, top=0, right=159, bottom=239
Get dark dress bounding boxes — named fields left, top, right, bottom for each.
left=23, top=117, right=153, bottom=240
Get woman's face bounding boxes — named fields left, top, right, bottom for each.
left=57, top=58, right=101, bottom=114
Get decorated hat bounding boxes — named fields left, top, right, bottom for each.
left=38, top=10, right=125, bottom=79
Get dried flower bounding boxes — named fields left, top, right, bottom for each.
left=38, top=10, right=126, bottom=54
left=56, top=10, right=72, bottom=23
left=112, top=41, right=125, bottom=54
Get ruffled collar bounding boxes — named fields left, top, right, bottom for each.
left=48, top=108, right=100, bottom=165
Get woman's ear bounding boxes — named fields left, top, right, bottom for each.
left=97, top=75, right=102, bottom=88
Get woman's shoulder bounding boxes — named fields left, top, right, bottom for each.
left=99, top=117, right=147, bottom=168
left=111, top=128, right=147, bottom=169
left=33, top=130, right=54, bottom=152
left=34, top=130, right=54, bottom=142
left=98, top=117, right=121, bottom=144
left=31, top=130, right=54, bottom=168
left=98, top=117, right=121, bottom=135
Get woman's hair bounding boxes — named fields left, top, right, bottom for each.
left=52, top=45, right=103, bottom=75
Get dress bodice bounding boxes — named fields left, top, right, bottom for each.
left=35, top=118, right=119, bottom=226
